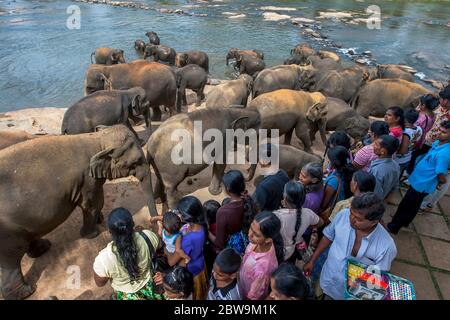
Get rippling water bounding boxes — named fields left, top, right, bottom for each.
left=0, top=0, right=449, bottom=111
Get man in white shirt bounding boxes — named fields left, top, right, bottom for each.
left=303, top=192, right=397, bottom=300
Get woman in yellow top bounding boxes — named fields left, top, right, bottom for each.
left=93, top=207, right=163, bottom=300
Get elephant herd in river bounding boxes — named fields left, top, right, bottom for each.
left=0, top=31, right=436, bottom=299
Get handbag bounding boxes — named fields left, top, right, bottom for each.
left=139, top=231, right=169, bottom=273
left=321, top=176, right=342, bottom=225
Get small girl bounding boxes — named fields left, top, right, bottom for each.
left=150, top=211, right=190, bottom=265
left=299, top=162, right=325, bottom=215
left=384, top=106, right=405, bottom=145
left=153, top=266, right=194, bottom=300
left=239, top=211, right=283, bottom=300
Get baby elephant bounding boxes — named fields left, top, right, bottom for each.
left=91, top=48, right=125, bottom=65
left=175, top=51, right=209, bottom=73
left=134, top=40, right=146, bottom=53
left=146, top=31, right=160, bottom=45
left=309, top=97, right=370, bottom=143
left=175, top=65, right=208, bottom=106
left=144, top=44, right=177, bottom=65
left=247, top=144, right=323, bottom=182
left=206, top=74, right=253, bottom=108
left=61, top=87, right=148, bottom=142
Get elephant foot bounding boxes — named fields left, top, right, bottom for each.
left=3, top=282, right=36, bottom=300
left=80, top=226, right=100, bottom=239
left=208, top=184, right=222, bottom=196
left=27, top=239, right=51, bottom=258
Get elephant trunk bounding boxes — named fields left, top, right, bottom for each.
left=318, top=119, right=328, bottom=146
left=136, top=165, right=158, bottom=217
left=175, top=87, right=182, bottom=113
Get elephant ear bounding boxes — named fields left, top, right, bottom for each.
left=89, top=139, right=135, bottom=180
left=306, top=94, right=328, bottom=122
left=231, top=116, right=249, bottom=131
left=89, top=147, right=114, bottom=179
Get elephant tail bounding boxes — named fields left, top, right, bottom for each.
left=90, top=52, right=95, bottom=64
left=350, top=89, right=361, bottom=110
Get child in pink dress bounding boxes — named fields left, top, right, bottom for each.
left=239, top=211, right=283, bottom=300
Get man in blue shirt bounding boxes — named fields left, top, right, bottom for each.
left=388, top=120, right=450, bottom=234
left=303, top=193, right=397, bottom=300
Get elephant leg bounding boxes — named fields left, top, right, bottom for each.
left=0, top=234, right=35, bottom=300
left=27, top=239, right=51, bottom=258
left=78, top=182, right=104, bottom=239
left=153, top=174, right=167, bottom=204
left=295, top=122, right=313, bottom=153
left=166, top=185, right=183, bottom=210
left=143, top=107, right=151, bottom=127
left=284, top=128, right=294, bottom=145
left=208, top=162, right=225, bottom=195
left=151, top=106, right=162, bottom=122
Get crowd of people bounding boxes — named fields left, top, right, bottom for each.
left=92, top=85, right=450, bottom=300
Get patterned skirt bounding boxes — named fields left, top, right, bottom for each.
left=116, top=279, right=165, bottom=301
left=192, top=267, right=208, bottom=300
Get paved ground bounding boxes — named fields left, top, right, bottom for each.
left=387, top=187, right=450, bottom=300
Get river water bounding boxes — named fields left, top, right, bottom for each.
left=0, top=0, right=449, bottom=111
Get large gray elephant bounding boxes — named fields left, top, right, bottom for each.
left=206, top=74, right=253, bottom=108
left=175, top=64, right=208, bottom=106
left=175, top=51, right=209, bottom=73
left=143, top=44, right=177, bottom=65
left=0, top=130, right=36, bottom=151
left=308, top=97, right=370, bottom=143
left=90, top=48, right=125, bottom=65
left=351, top=79, right=431, bottom=118
left=226, top=48, right=264, bottom=66
left=61, top=87, right=148, bottom=141
left=0, top=125, right=157, bottom=300
left=147, top=107, right=261, bottom=208
left=290, top=43, right=315, bottom=64
left=252, top=65, right=303, bottom=98
left=235, top=55, right=266, bottom=77
left=246, top=144, right=323, bottom=182
left=375, top=64, right=415, bottom=82
left=306, top=66, right=369, bottom=102
left=84, top=60, right=180, bottom=125
left=248, top=89, right=328, bottom=153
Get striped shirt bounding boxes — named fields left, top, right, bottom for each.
left=207, top=278, right=242, bottom=300
left=353, top=144, right=378, bottom=172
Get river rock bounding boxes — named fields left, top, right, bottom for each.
left=260, top=6, right=297, bottom=12
left=229, top=14, right=246, bottom=19
left=291, top=17, right=316, bottom=24
left=0, top=108, right=67, bottom=135
left=262, top=12, right=291, bottom=21
left=317, top=11, right=353, bottom=20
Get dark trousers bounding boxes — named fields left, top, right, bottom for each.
left=407, top=144, right=431, bottom=175
left=389, top=187, right=428, bottom=233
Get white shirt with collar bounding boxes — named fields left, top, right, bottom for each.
left=320, top=209, right=397, bottom=300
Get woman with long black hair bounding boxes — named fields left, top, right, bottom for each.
left=320, top=146, right=356, bottom=222
left=166, top=196, right=208, bottom=300
left=239, top=211, right=284, bottom=300
left=93, top=207, right=163, bottom=300
left=209, top=170, right=259, bottom=255
left=274, top=182, right=323, bottom=261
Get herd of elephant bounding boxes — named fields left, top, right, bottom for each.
left=0, top=31, right=438, bottom=300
